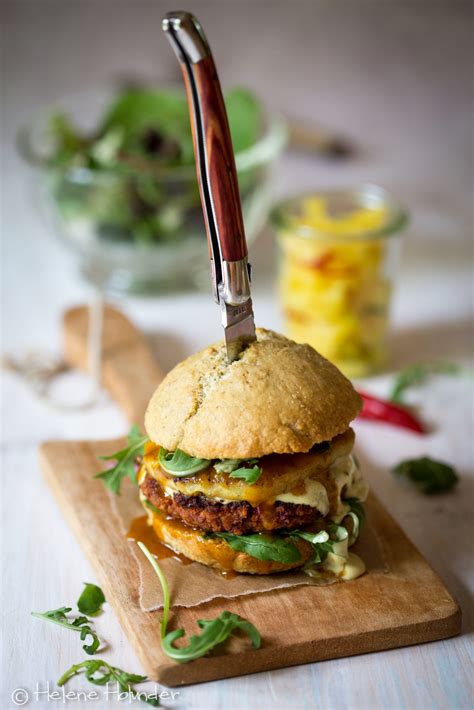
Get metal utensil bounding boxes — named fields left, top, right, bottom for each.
left=162, top=11, right=256, bottom=362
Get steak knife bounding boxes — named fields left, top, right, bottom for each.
left=162, top=11, right=257, bottom=362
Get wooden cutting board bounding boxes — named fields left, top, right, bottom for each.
left=38, top=305, right=461, bottom=686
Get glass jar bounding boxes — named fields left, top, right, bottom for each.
left=272, top=185, right=408, bottom=378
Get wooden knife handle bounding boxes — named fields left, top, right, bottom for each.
left=182, top=54, right=247, bottom=263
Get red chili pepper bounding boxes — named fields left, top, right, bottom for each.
left=356, top=390, right=425, bottom=434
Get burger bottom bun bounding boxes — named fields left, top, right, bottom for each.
left=150, top=512, right=313, bottom=574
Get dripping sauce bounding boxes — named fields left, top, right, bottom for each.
left=126, top=515, right=192, bottom=565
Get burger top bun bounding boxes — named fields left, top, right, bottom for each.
left=145, top=329, right=361, bottom=460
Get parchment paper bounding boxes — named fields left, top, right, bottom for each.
left=111, top=479, right=387, bottom=611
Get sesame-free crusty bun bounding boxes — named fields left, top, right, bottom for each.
left=145, top=329, right=361, bottom=459
left=150, top=512, right=313, bottom=574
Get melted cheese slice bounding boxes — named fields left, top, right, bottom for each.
left=142, top=428, right=370, bottom=527
left=144, top=430, right=356, bottom=506
left=144, top=449, right=368, bottom=522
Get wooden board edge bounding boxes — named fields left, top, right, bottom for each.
left=38, top=441, right=463, bottom=688
left=157, top=606, right=462, bottom=686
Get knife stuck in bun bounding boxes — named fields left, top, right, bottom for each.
left=138, top=329, right=368, bottom=578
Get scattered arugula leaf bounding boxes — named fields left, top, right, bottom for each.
left=158, top=448, right=211, bottom=477
left=392, top=456, right=459, bottom=494
left=57, top=659, right=159, bottom=706
left=137, top=543, right=170, bottom=640
left=214, top=457, right=263, bottom=484
left=214, top=458, right=257, bottom=473
left=229, top=465, right=262, bottom=484
left=31, top=607, right=100, bottom=655
left=212, top=531, right=301, bottom=564
left=95, top=425, right=148, bottom=494
left=77, top=583, right=106, bottom=616
left=163, top=611, right=261, bottom=663
left=137, top=542, right=260, bottom=664
left=389, top=362, right=460, bottom=404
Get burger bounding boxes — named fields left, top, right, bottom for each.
left=138, top=329, right=369, bottom=578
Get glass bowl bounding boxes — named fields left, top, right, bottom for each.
left=19, top=88, right=287, bottom=294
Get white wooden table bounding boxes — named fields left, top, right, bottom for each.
left=2, top=2, right=472, bottom=708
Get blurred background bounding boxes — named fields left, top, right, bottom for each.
left=1, top=0, right=472, bottom=434
left=1, top=4, right=473, bottom=704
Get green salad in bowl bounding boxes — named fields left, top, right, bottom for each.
left=21, top=86, right=286, bottom=293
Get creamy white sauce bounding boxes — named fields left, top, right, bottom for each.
left=330, top=455, right=369, bottom=523
left=275, top=479, right=330, bottom=515
left=322, top=537, right=349, bottom=576
left=341, top=552, right=366, bottom=580
left=306, top=539, right=366, bottom=581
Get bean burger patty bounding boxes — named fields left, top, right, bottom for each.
left=140, top=474, right=320, bottom=535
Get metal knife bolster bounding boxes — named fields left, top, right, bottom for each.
left=218, top=256, right=256, bottom=360
left=219, top=258, right=252, bottom=305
